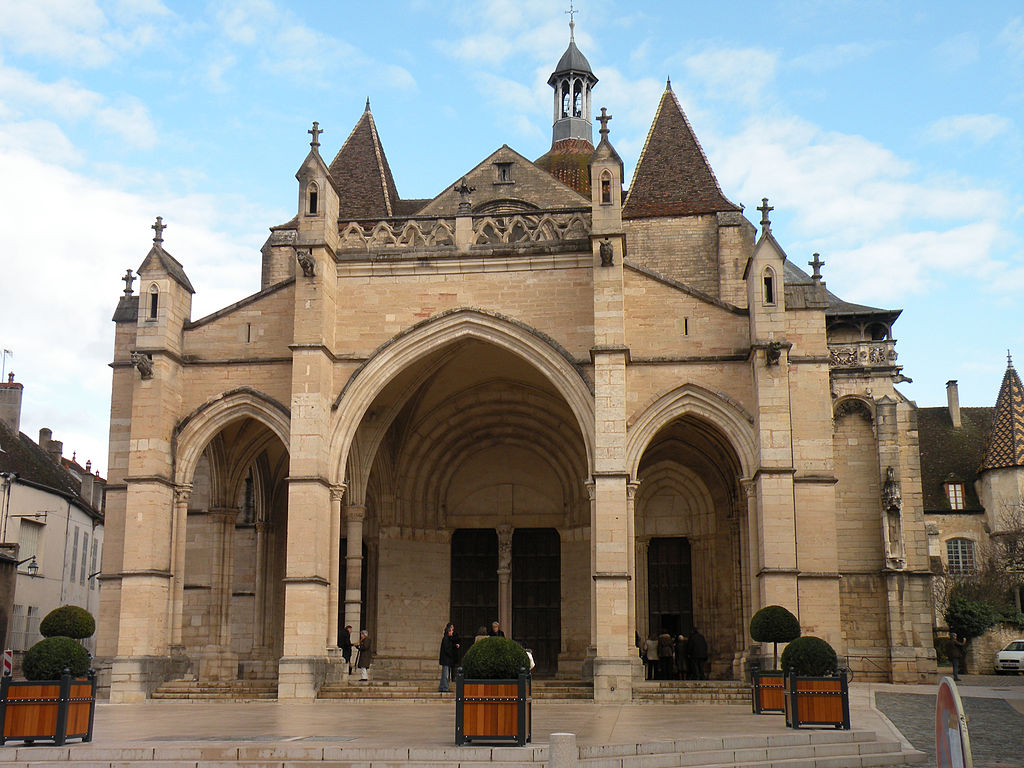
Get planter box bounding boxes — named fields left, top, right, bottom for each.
left=751, top=669, right=785, bottom=714
left=784, top=672, right=850, bottom=730
left=454, top=668, right=531, bottom=746
left=0, top=671, right=96, bottom=746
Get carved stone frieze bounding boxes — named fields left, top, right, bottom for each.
left=828, top=341, right=898, bottom=369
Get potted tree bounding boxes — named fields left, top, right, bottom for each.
left=781, top=636, right=849, bottom=730
left=454, top=637, right=531, bottom=746
left=749, top=605, right=800, bottom=714
left=0, top=605, right=97, bottom=746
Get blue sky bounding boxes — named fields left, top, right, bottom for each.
left=0, top=0, right=1022, bottom=476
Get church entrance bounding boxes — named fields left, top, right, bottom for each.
left=512, top=528, right=560, bottom=676
left=647, top=536, right=693, bottom=638
left=450, top=529, right=498, bottom=639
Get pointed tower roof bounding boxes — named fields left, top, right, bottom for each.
left=137, top=217, right=194, bottom=293
left=623, top=84, right=740, bottom=219
left=327, top=103, right=400, bottom=219
left=981, top=354, right=1024, bottom=471
left=549, top=38, right=595, bottom=83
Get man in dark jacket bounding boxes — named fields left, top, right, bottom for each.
left=688, top=627, right=708, bottom=680
left=340, top=624, right=353, bottom=674
left=438, top=623, right=460, bottom=692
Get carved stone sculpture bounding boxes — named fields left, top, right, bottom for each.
left=297, top=250, right=315, bottom=277
left=130, top=351, right=154, bottom=380
left=599, top=238, right=613, bottom=267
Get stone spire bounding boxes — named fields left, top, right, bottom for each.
left=981, top=352, right=1024, bottom=470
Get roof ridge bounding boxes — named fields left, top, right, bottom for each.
left=664, top=87, right=732, bottom=204
left=366, top=111, right=394, bottom=217
left=623, top=90, right=667, bottom=208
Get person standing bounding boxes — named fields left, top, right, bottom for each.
left=644, top=635, right=658, bottom=680
left=657, top=630, right=675, bottom=680
left=674, top=634, right=689, bottom=680
left=489, top=621, right=505, bottom=637
left=949, top=632, right=966, bottom=681
left=438, top=623, right=460, bottom=693
left=356, top=629, right=373, bottom=682
left=688, top=627, right=708, bottom=680
left=340, top=624, right=353, bottom=675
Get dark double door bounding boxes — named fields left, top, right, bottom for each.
left=648, top=536, right=693, bottom=637
left=450, top=528, right=561, bottom=675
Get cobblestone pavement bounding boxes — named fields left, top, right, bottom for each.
left=876, top=674, right=1024, bottom=768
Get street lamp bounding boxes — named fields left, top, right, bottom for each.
left=15, top=556, right=38, bottom=577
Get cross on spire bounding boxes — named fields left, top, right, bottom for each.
left=1009, top=349, right=1015, bottom=368
left=757, top=197, right=773, bottom=232
left=808, top=253, right=825, bottom=283
left=151, top=216, right=166, bottom=244
left=566, top=2, right=577, bottom=39
left=597, top=107, right=612, bottom=138
left=308, top=121, right=322, bottom=151
left=122, top=268, right=135, bottom=296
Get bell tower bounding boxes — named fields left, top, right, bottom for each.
left=548, top=11, right=598, bottom=144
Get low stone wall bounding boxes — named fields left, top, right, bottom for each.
left=966, top=623, right=1022, bottom=674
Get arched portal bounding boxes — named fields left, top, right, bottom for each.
left=329, top=312, right=593, bottom=678
left=171, top=391, right=290, bottom=682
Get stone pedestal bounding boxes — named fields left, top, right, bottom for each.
left=277, top=656, right=327, bottom=701
left=592, top=657, right=632, bottom=703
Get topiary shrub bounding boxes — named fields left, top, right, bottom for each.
left=944, top=595, right=997, bottom=642
left=780, top=636, right=838, bottom=677
left=39, top=605, right=96, bottom=640
left=22, top=637, right=90, bottom=681
left=749, top=605, right=801, bottom=670
left=461, top=637, right=530, bottom=679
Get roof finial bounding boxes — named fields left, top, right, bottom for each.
left=757, top=197, right=773, bottom=232
left=666, top=76, right=672, bottom=91
left=365, top=97, right=371, bottom=113
left=808, top=253, right=824, bottom=283
left=151, top=216, right=166, bottom=245
left=122, top=268, right=135, bottom=296
left=308, top=121, right=322, bottom=151
left=454, top=177, right=475, bottom=214
left=1009, top=349, right=1014, bottom=368
left=597, top=107, right=612, bottom=139
left=566, top=2, right=577, bottom=40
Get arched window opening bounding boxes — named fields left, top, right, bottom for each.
left=762, top=267, right=776, bottom=306
left=946, top=538, right=975, bottom=574
left=600, top=171, right=611, bottom=204
left=307, top=182, right=319, bottom=215
left=573, top=80, right=583, bottom=118
left=868, top=323, right=889, bottom=341
left=561, top=81, right=571, bottom=118
left=148, top=284, right=159, bottom=320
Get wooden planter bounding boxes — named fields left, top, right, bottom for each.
left=0, top=670, right=97, bottom=746
left=751, top=669, right=785, bottom=714
left=784, top=672, right=850, bottom=730
left=454, top=668, right=531, bottom=746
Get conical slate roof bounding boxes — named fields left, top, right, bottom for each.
left=981, top=357, right=1024, bottom=470
left=328, top=104, right=400, bottom=219
left=548, top=38, right=595, bottom=83
left=623, top=85, right=740, bottom=219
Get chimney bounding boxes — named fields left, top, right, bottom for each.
left=946, top=380, right=961, bottom=429
left=0, top=373, right=23, bottom=434
left=38, top=427, right=62, bottom=460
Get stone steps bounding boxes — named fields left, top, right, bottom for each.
left=316, top=679, right=596, bottom=701
left=2, top=729, right=927, bottom=767
left=631, top=680, right=751, bottom=704
left=151, top=680, right=278, bottom=701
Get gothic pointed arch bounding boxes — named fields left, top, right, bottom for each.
left=626, top=383, right=757, bottom=479
left=329, top=309, right=595, bottom=484
left=174, top=388, right=291, bottom=485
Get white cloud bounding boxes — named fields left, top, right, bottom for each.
left=0, top=64, right=158, bottom=149
left=925, top=114, right=1013, bottom=144
left=1000, top=17, right=1024, bottom=61
left=681, top=48, right=778, bottom=107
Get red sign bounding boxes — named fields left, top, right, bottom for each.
left=935, top=677, right=972, bottom=768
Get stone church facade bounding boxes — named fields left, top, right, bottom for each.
left=99, top=32, right=936, bottom=702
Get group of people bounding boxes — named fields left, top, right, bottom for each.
left=339, top=625, right=373, bottom=681
left=640, top=628, right=708, bottom=680
left=438, top=620, right=505, bottom=692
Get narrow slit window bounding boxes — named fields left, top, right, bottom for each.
left=148, top=284, right=159, bottom=319
left=762, top=268, right=776, bottom=305
left=601, top=171, right=611, bottom=204
left=307, top=182, right=319, bottom=215
left=682, top=317, right=689, bottom=336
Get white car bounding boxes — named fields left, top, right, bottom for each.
left=994, top=639, right=1024, bottom=674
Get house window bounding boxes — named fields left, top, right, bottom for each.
left=80, top=532, right=89, bottom=585
left=945, top=482, right=965, bottom=510
left=70, top=527, right=79, bottom=582
left=148, top=284, right=159, bottom=319
left=18, top=518, right=42, bottom=566
left=946, top=538, right=975, bottom=575
left=762, top=267, right=776, bottom=305
left=90, top=539, right=98, bottom=589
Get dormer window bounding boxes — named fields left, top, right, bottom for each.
left=762, top=267, right=776, bottom=305
left=307, top=182, right=319, bottom=215
left=148, top=284, right=159, bottom=319
left=945, top=482, right=965, bottom=510
left=600, top=171, right=612, bottom=204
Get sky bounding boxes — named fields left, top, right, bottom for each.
left=0, top=0, right=1022, bottom=477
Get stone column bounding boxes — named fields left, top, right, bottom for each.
left=496, top=524, right=513, bottom=636
left=168, top=483, right=191, bottom=650
left=253, top=520, right=268, bottom=651
left=626, top=481, right=641, bottom=679
left=200, top=506, right=238, bottom=681
left=327, top=485, right=345, bottom=647
left=343, top=504, right=366, bottom=632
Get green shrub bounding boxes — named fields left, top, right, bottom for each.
left=944, top=596, right=997, bottom=641
left=780, top=636, right=838, bottom=677
left=749, top=605, right=801, bottom=669
left=461, top=637, right=530, bottom=679
left=39, top=605, right=96, bottom=640
left=22, top=637, right=90, bottom=681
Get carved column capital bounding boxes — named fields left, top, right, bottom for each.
left=343, top=504, right=366, bottom=523
left=173, top=483, right=193, bottom=505
left=329, top=483, right=347, bottom=504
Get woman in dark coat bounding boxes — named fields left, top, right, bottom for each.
left=356, top=629, right=373, bottom=681
left=438, top=623, right=460, bottom=692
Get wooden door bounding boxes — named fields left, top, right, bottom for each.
left=450, top=529, right=499, bottom=642
left=647, top=537, right=693, bottom=637
left=511, top=528, right=560, bottom=676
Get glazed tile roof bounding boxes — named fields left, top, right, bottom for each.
left=535, top=138, right=595, bottom=196
left=622, top=86, right=740, bottom=219
left=981, top=359, right=1024, bottom=470
left=917, top=406, right=992, bottom=513
left=328, top=107, right=400, bottom=220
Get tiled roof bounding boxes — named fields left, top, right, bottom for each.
left=981, top=360, right=1024, bottom=470
left=535, top=138, right=594, bottom=196
left=623, top=86, right=740, bottom=219
left=328, top=107, right=400, bottom=220
left=784, top=260, right=900, bottom=320
left=917, top=406, right=992, bottom=513
left=139, top=244, right=195, bottom=294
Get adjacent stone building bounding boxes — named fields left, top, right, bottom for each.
left=99, top=30, right=937, bottom=702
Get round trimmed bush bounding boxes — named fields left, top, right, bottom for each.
left=750, top=605, right=801, bottom=669
left=39, top=605, right=96, bottom=640
left=22, top=637, right=90, bottom=681
left=461, top=637, right=530, bottom=679
left=780, top=636, right=838, bottom=677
